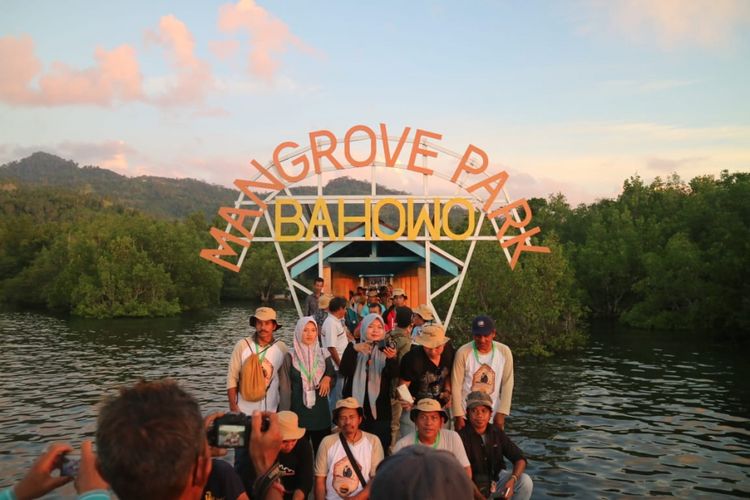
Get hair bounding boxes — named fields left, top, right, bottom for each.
left=329, top=296, right=348, bottom=314
left=96, top=380, right=205, bottom=500
left=314, top=277, right=324, bottom=284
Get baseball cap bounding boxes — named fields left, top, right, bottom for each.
left=471, top=315, right=495, bottom=336
left=249, top=307, right=281, bottom=330
left=465, top=391, right=493, bottom=411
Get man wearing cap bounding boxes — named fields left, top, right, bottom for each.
left=409, top=304, right=434, bottom=343
left=315, top=397, right=384, bottom=500
left=459, top=391, right=533, bottom=499
left=451, top=315, right=514, bottom=431
left=392, top=398, right=471, bottom=477
left=315, top=294, right=333, bottom=335
left=227, top=306, right=290, bottom=415
left=397, top=324, right=455, bottom=438
left=306, top=277, right=325, bottom=316
left=360, top=289, right=385, bottom=317
left=383, top=288, right=408, bottom=333
left=239, top=411, right=314, bottom=500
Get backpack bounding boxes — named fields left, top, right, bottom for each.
left=239, top=339, right=269, bottom=402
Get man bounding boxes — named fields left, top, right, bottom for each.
left=227, top=307, right=289, bottom=415
left=451, top=315, right=514, bottom=431
left=322, top=297, right=351, bottom=410
left=315, top=294, right=332, bottom=334
left=370, top=447, right=477, bottom=500
left=458, top=391, right=533, bottom=499
left=397, top=325, right=454, bottom=438
left=392, top=399, right=471, bottom=477
left=388, top=306, right=413, bottom=448
left=409, top=304, right=434, bottom=342
left=359, top=289, right=384, bottom=317
left=314, top=398, right=384, bottom=500
left=240, top=411, right=313, bottom=500
left=305, top=277, right=325, bottom=316
left=383, top=289, right=408, bottom=332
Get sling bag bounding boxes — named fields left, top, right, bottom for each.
left=339, top=432, right=368, bottom=488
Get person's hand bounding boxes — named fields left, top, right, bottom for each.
left=75, top=440, right=109, bottom=494
left=353, top=342, right=372, bottom=355
left=204, top=412, right=228, bottom=457
left=13, top=443, right=73, bottom=500
left=494, top=413, right=506, bottom=430
left=501, top=477, right=516, bottom=499
left=382, top=346, right=397, bottom=359
left=249, top=411, right=282, bottom=475
left=318, top=376, right=331, bottom=397
left=399, top=399, right=413, bottom=410
left=454, top=416, right=466, bottom=431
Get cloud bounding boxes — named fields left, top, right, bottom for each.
left=144, top=15, right=214, bottom=106
left=646, top=156, right=707, bottom=173
left=580, top=0, right=750, bottom=50
left=0, top=35, right=143, bottom=106
left=217, top=0, right=318, bottom=81
left=209, top=39, right=241, bottom=60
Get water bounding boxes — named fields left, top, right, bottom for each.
left=1, top=306, right=748, bottom=498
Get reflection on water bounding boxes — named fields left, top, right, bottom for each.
left=1, top=308, right=748, bottom=498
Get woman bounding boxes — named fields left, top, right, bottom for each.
left=339, top=313, right=399, bottom=452
left=279, top=316, right=335, bottom=454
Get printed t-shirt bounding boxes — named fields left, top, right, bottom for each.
left=226, top=338, right=287, bottom=414
left=392, top=429, right=470, bottom=468
left=399, top=345, right=454, bottom=406
left=314, top=432, right=383, bottom=500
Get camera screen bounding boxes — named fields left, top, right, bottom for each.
left=217, top=424, right=246, bottom=447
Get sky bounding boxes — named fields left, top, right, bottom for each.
left=1, top=0, right=749, bottom=204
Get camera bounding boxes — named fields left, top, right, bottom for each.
left=376, top=337, right=396, bottom=352
left=206, top=413, right=270, bottom=448
left=58, top=454, right=80, bottom=477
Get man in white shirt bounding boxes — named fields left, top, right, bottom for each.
left=392, top=398, right=471, bottom=477
left=451, top=315, right=514, bottom=431
left=322, top=297, right=351, bottom=411
left=314, top=398, right=384, bottom=500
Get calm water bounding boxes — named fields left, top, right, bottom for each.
left=1, top=305, right=748, bottom=498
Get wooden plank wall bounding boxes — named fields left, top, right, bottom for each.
left=393, top=265, right=427, bottom=307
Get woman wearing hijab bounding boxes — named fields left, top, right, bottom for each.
left=279, top=316, right=335, bottom=454
left=339, top=313, right=399, bottom=452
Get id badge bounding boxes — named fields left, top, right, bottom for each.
left=305, top=389, right=317, bottom=404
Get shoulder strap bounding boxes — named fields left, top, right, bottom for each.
left=339, top=432, right=367, bottom=488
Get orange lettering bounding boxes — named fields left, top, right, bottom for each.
left=380, top=123, right=411, bottom=167
left=273, top=141, right=309, bottom=182
left=234, top=160, right=285, bottom=209
left=500, top=227, right=551, bottom=269
left=199, top=226, right=250, bottom=272
left=467, top=170, right=509, bottom=212
left=451, top=144, right=488, bottom=183
left=406, top=129, right=440, bottom=175
left=344, top=125, right=377, bottom=167
left=309, top=129, right=344, bottom=173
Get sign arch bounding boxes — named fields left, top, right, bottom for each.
left=201, top=123, right=550, bottom=329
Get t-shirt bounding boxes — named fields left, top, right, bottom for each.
left=314, top=432, right=384, bottom=500
left=305, top=293, right=320, bottom=316
left=450, top=341, right=514, bottom=418
left=399, top=345, right=454, bottom=407
left=239, top=438, right=314, bottom=500
left=392, top=429, right=471, bottom=468
left=203, top=459, right=245, bottom=500
left=322, top=314, right=349, bottom=368
left=226, top=337, right=288, bottom=414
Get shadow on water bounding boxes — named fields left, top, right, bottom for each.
left=1, top=309, right=749, bottom=498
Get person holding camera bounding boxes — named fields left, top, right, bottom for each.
left=278, top=317, right=335, bottom=454
left=458, top=391, right=532, bottom=499
left=339, top=313, right=398, bottom=453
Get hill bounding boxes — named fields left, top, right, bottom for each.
left=0, top=152, right=237, bottom=219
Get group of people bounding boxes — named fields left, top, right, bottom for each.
left=2, top=277, right=533, bottom=500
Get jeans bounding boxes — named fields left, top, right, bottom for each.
left=491, top=470, right=533, bottom=500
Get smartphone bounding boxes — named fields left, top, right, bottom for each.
left=60, top=454, right=80, bottom=477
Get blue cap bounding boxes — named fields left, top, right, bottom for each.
left=471, top=315, right=495, bottom=336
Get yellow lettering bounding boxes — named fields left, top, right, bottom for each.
left=275, top=198, right=305, bottom=241
left=373, top=198, right=405, bottom=240
left=407, top=198, right=441, bottom=239
left=442, top=198, right=475, bottom=240
left=338, top=199, right=371, bottom=240
left=305, top=198, right=336, bottom=240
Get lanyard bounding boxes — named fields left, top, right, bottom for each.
left=472, top=341, right=495, bottom=364
left=414, top=430, right=441, bottom=449
left=297, top=349, right=319, bottom=384
left=254, top=340, right=273, bottom=363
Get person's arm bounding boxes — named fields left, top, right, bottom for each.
left=10, top=443, right=74, bottom=500
left=227, top=340, right=243, bottom=412
left=292, top=490, right=305, bottom=500
left=249, top=412, right=283, bottom=500
left=338, top=342, right=358, bottom=379
left=295, top=439, right=314, bottom=499
left=327, top=347, right=341, bottom=368
left=318, top=357, right=335, bottom=397
left=495, top=344, right=515, bottom=429
left=278, top=354, right=292, bottom=411
left=451, top=346, right=467, bottom=430
left=314, top=477, right=326, bottom=500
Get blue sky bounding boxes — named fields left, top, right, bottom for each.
left=2, top=0, right=748, bottom=203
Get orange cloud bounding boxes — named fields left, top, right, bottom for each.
left=217, top=0, right=316, bottom=81
left=145, top=15, right=213, bottom=106
left=583, top=0, right=750, bottom=50
left=209, top=39, right=241, bottom=60
left=0, top=35, right=143, bottom=106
